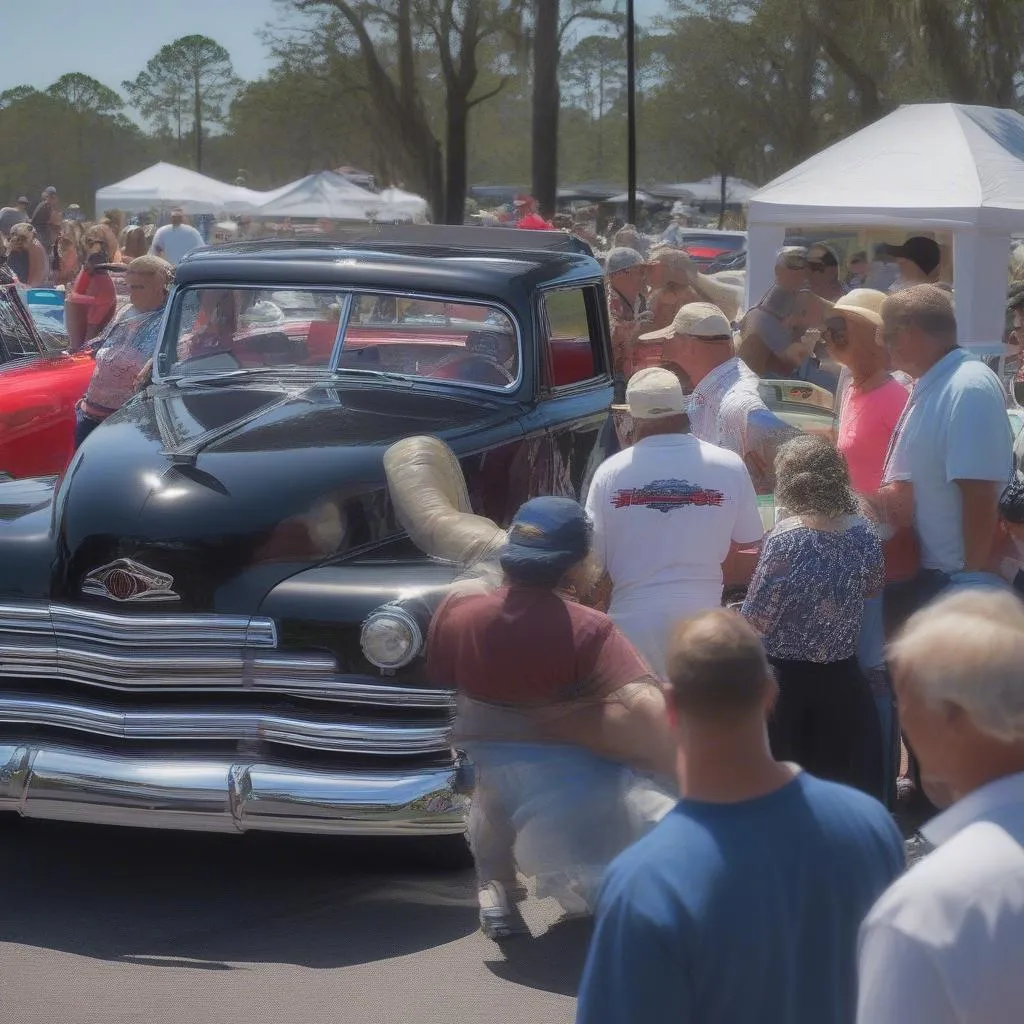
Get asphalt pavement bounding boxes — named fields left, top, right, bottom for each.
left=0, top=820, right=590, bottom=1024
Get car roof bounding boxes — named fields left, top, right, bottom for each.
left=174, top=230, right=602, bottom=300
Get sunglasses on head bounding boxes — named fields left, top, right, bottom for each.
left=781, top=255, right=807, bottom=270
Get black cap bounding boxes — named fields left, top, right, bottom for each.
left=880, top=236, right=940, bottom=275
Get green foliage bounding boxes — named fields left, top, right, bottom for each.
left=123, top=34, right=240, bottom=170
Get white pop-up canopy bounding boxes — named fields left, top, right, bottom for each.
left=256, top=171, right=379, bottom=220
left=746, top=103, right=1024, bottom=351
left=95, top=162, right=244, bottom=215
left=374, top=186, right=429, bottom=222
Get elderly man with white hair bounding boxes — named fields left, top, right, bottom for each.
left=640, top=302, right=798, bottom=493
left=856, top=588, right=1024, bottom=1024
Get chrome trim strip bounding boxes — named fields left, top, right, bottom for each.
left=0, top=603, right=277, bottom=648
left=0, top=603, right=452, bottom=706
left=0, top=694, right=450, bottom=754
left=326, top=291, right=355, bottom=372
left=0, top=742, right=468, bottom=835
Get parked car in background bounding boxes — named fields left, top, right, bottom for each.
left=0, top=227, right=617, bottom=851
left=0, top=275, right=93, bottom=478
left=660, top=228, right=747, bottom=269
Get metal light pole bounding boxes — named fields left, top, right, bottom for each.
left=626, top=0, right=637, bottom=227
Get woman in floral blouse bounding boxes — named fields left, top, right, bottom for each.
left=742, top=434, right=884, bottom=797
left=74, top=255, right=173, bottom=450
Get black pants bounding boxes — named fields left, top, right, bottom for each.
left=768, top=656, right=885, bottom=800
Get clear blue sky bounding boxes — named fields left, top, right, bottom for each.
left=3, top=0, right=668, bottom=97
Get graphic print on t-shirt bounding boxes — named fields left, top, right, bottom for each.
left=612, top=478, right=725, bottom=513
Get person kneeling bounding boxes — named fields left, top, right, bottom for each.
left=427, top=496, right=676, bottom=940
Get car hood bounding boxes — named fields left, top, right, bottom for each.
left=44, top=380, right=522, bottom=613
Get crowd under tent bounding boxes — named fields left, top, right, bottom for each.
left=746, top=103, right=1024, bottom=353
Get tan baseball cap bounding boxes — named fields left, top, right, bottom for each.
left=626, top=367, right=689, bottom=420
left=831, top=288, right=887, bottom=329
left=639, top=301, right=733, bottom=342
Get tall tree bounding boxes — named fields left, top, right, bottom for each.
left=292, top=0, right=521, bottom=222
left=47, top=74, right=126, bottom=199
left=531, top=2, right=622, bottom=217
left=123, top=35, right=239, bottom=171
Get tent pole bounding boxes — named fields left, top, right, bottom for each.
left=626, top=0, right=637, bottom=228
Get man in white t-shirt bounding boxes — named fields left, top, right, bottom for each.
left=150, top=208, right=205, bottom=266
left=641, top=302, right=799, bottom=493
left=585, top=367, right=764, bottom=679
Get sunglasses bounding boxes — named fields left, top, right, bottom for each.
left=807, top=261, right=830, bottom=272
left=87, top=239, right=105, bottom=247
left=822, top=317, right=848, bottom=346
left=780, top=256, right=807, bottom=270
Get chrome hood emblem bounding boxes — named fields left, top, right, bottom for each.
left=82, top=558, right=180, bottom=603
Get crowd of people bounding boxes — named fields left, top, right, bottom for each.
left=428, top=235, right=1021, bottom=1021
left=0, top=188, right=215, bottom=448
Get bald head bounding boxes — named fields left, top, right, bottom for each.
left=667, top=610, right=773, bottom=721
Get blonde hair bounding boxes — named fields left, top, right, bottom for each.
left=890, top=589, right=1024, bottom=743
left=85, top=222, right=119, bottom=260
left=127, top=254, right=173, bottom=287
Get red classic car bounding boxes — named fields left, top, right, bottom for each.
left=0, top=278, right=94, bottom=478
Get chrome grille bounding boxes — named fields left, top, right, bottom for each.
left=0, top=603, right=453, bottom=756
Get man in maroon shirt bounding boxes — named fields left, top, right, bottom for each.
left=428, top=496, right=674, bottom=939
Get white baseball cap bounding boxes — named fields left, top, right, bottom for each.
left=639, top=301, right=733, bottom=342
left=626, top=367, right=689, bottom=420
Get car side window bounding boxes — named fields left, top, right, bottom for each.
left=0, top=287, right=42, bottom=360
left=540, top=286, right=605, bottom=389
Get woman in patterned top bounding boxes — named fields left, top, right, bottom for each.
left=74, top=255, right=173, bottom=450
left=742, top=434, right=885, bottom=797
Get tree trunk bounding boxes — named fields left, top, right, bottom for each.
left=531, top=0, right=560, bottom=219
left=717, top=170, right=726, bottom=229
left=193, top=72, right=203, bottom=171
left=445, top=96, right=469, bottom=224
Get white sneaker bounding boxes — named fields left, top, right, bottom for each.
left=478, top=881, right=529, bottom=940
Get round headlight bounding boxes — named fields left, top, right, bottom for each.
left=360, top=606, right=424, bottom=671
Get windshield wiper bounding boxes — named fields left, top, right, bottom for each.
left=332, top=367, right=409, bottom=383
left=167, top=366, right=308, bottom=386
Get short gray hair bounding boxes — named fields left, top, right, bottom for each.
left=881, top=284, right=957, bottom=344
left=774, top=434, right=858, bottom=519
left=890, top=589, right=1024, bottom=743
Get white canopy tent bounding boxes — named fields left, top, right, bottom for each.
left=374, top=187, right=429, bottom=222
left=746, top=103, right=1024, bottom=352
left=95, top=162, right=246, bottom=215
left=255, top=171, right=379, bottom=220
left=667, top=176, right=759, bottom=205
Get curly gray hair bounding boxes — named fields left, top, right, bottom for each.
left=774, top=434, right=858, bottom=519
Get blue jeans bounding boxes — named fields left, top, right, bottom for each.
left=462, top=741, right=671, bottom=908
left=74, top=408, right=103, bottom=449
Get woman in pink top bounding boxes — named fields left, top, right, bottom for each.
left=822, top=289, right=908, bottom=494
left=822, top=288, right=909, bottom=808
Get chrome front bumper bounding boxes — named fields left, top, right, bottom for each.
left=0, top=742, right=471, bottom=835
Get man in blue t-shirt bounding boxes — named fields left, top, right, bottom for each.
left=576, top=609, right=904, bottom=1024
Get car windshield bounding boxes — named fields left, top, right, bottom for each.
left=161, top=286, right=519, bottom=390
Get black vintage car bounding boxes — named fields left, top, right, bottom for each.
left=0, top=229, right=617, bottom=842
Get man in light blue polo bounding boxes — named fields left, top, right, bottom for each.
left=876, top=284, right=1013, bottom=637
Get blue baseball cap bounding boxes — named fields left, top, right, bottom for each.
left=499, top=496, right=592, bottom=583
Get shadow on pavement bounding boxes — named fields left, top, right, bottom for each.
left=1, top=819, right=479, bottom=969
left=484, top=917, right=593, bottom=997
